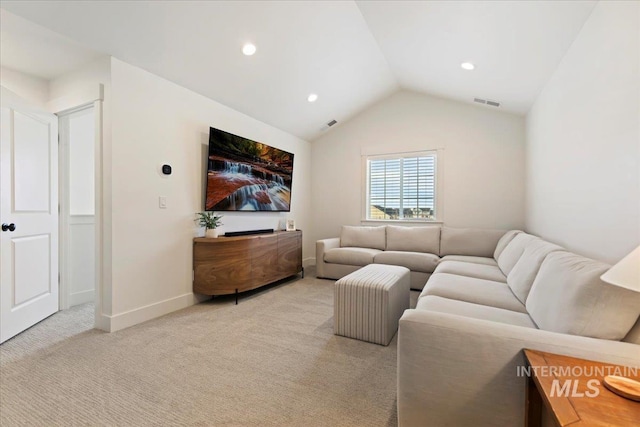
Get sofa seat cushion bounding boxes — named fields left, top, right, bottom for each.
left=386, top=225, right=440, bottom=254
left=416, top=295, right=537, bottom=329
left=434, top=261, right=506, bottom=283
left=324, top=247, right=382, bottom=266
left=440, top=255, right=498, bottom=266
left=420, top=273, right=527, bottom=313
left=374, top=251, right=439, bottom=273
left=527, top=251, right=640, bottom=340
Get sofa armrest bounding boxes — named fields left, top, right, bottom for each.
left=316, top=238, right=340, bottom=278
left=397, top=309, right=640, bottom=427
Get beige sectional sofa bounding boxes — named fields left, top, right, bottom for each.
left=316, top=225, right=640, bottom=427
left=317, top=225, right=507, bottom=290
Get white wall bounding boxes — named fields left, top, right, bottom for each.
left=48, top=56, right=111, bottom=101
left=109, top=58, right=311, bottom=325
left=68, top=107, right=95, bottom=215
left=526, top=1, right=640, bottom=264
left=0, top=66, right=49, bottom=108
left=310, top=90, right=526, bottom=249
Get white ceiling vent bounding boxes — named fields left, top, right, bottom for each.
left=320, top=119, right=338, bottom=133
left=474, top=97, right=500, bottom=107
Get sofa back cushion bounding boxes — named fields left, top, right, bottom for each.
left=496, top=233, right=537, bottom=276
left=623, top=317, right=640, bottom=344
left=622, top=317, right=640, bottom=344
left=340, top=226, right=386, bottom=250
left=526, top=251, right=640, bottom=340
left=494, top=230, right=522, bottom=259
left=506, top=238, right=562, bottom=304
left=386, top=225, right=440, bottom=254
left=439, top=227, right=506, bottom=257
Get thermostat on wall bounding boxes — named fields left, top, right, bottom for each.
left=161, top=164, right=172, bottom=175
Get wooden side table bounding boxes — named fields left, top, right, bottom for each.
left=524, top=349, right=640, bottom=426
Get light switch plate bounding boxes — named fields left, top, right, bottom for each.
left=159, top=196, right=167, bottom=209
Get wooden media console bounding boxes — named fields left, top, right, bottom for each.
left=193, top=230, right=302, bottom=300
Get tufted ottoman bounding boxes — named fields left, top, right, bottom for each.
left=333, top=264, right=410, bottom=345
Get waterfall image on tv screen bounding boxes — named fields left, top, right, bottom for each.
left=205, top=127, right=294, bottom=211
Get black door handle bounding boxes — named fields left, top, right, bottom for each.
left=2, top=223, right=16, bottom=232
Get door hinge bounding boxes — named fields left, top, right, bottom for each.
left=192, top=270, right=195, bottom=282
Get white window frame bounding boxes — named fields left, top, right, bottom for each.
left=362, top=149, right=444, bottom=223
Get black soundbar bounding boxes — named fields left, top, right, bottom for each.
left=224, top=228, right=274, bottom=237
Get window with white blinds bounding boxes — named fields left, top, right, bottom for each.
left=366, top=152, right=437, bottom=221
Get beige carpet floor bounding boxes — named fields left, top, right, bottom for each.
left=1, top=271, right=419, bottom=426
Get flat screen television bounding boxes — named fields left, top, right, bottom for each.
left=205, top=127, right=294, bottom=212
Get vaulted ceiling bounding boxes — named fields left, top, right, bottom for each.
left=1, top=1, right=597, bottom=141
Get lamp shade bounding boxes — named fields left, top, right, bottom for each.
left=600, top=246, right=640, bottom=292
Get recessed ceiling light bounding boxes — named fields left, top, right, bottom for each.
left=242, top=43, right=256, bottom=56
left=461, top=62, right=475, bottom=70
left=307, top=93, right=318, bottom=103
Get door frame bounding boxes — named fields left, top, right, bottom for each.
left=49, top=84, right=104, bottom=328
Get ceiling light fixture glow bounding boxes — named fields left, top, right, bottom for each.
left=307, top=93, right=318, bottom=103
left=461, top=62, right=475, bottom=70
left=242, top=43, right=256, bottom=56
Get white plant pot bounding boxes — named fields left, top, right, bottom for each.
left=205, top=229, right=219, bottom=238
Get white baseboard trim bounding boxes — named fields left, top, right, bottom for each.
left=94, top=313, right=110, bottom=332
left=70, top=290, right=94, bottom=307
left=105, top=292, right=198, bottom=333
left=303, top=257, right=316, bottom=268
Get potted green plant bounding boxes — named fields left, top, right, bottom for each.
left=195, top=212, right=223, bottom=238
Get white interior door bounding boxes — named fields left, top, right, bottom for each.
left=1, top=88, right=59, bottom=343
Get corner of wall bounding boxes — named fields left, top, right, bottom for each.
left=0, top=66, right=49, bottom=108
